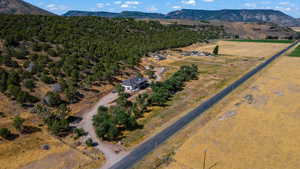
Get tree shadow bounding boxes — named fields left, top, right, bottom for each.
left=6, top=133, right=19, bottom=141
left=23, top=126, right=41, bottom=134
left=0, top=112, right=6, bottom=118
left=22, top=104, right=35, bottom=108
left=67, top=116, right=83, bottom=124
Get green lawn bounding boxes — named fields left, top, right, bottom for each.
left=289, top=45, right=300, bottom=57
left=227, top=39, right=294, bottom=44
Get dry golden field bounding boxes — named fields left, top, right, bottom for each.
left=164, top=54, right=300, bottom=169
left=123, top=41, right=290, bottom=147
left=0, top=130, right=99, bottom=169
left=291, top=27, right=300, bottom=32
left=184, top=41, right=290, bottom=58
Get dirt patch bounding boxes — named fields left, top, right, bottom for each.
left=20, top=149, right=92, bottom=169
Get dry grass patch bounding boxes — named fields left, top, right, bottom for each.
left=164, top=56, right=300, bottom=169
left=122, top=41, right=289, bottom=147
left=0, top=130, right=95, bottom=169
left=184, top=41, right=290, bottom=58
left=291, top=27, right=300, bottom=32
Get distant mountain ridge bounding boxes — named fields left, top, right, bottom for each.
left=0, top=0, right=54, bottom=15
left=63, top=9, right=300, bottom=27
left=63, top=10, right=165, bottom=19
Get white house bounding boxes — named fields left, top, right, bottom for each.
left=121, top=77, right=148, bottom=92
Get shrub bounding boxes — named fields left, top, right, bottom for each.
left=47, top=119, right=70, bottom=136
left=85, top=138, right=94, bottom=147
left=213, top=45, right=219, bottom=55
left=43, top=92, right=62, bottom=107
left=73, top=128, right=86, bottom=139
left=41, top=74, right=55, bottom=84
left=0, top=128, right=12, bottom=139
left=24, top=79, right=35, bottom=90
left=13, top=116, right=25, bottom=132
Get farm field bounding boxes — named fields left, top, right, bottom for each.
left=184, top=40, right=291, bottom=58
left=163, top=48, right=300, bottom=169
left=227, top=39, right=294, bottom=43
left=291, top=27, right=300, bottom=32
left=122, top=41, right=290, bottom=147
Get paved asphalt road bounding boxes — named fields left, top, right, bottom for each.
left=109, top=41, right=299, bottom=169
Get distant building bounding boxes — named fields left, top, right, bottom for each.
left=182, top=51, right=212, bottom=57
left=148, top=52, right=167, bottom=61
left=153, top=54, right=166, bottom=61
left=121, top=77, right=148, bottom=92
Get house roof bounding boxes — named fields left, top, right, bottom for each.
left=122, top=77, right=147, bottom=88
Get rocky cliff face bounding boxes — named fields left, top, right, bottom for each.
left=0, top=0, right=53, bottom=15
left=166, top=9, right=300, bottom=27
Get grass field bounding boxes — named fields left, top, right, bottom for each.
left=131, top=41, right=292, bottom=169
left=122, top=41, right=290, bottom=148
left=163, top=54, right=300, bottom=169
left=0, top=130, right=101, bottom=169
left=289, top=45, right=300, bottom=57
left=291, top=27, right=300, bottom=32
left=227, top=39, right=294, bottom=43
left=184, top=41, right=291, bottom=58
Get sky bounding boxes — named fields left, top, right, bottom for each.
left=24, top=0, right=300, bottom=17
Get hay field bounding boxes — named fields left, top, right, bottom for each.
left=165, top=55, right=300, bottom=169
left=183, top=41, right=290, bottom=58
left=124, top=41, right=290, bottom=147
left=291, top=27, right=300, bottom=32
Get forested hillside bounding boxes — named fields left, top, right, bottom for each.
left=0, top=15, right=222, bottom=106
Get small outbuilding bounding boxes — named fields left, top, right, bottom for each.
left=121, top=77, right=148, bottom=92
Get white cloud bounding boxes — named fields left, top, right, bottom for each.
left=172, top=6, right=182, bottom=9
left=181, top=0, right=196, bottom=5
left=125, top=1, right=140, bottom=5
left=279, top=2, right=290, bottom=5
left=203, top=0, right=215, bottom=2
left=121, top=4, right=129, bottom=8
left=276, top=6, right=291, bottom=12
left=96, top=2, right=110, bottom=8
left=46, top=4, right=69, bottom=11
left=119, top=1, right=141, bottom=8
left=244, top=2, right=257, bottom=8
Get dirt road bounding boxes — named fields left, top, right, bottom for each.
left=78, top=67, right=166, bottom=169
left=77, top=92, right=128, bottom=169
